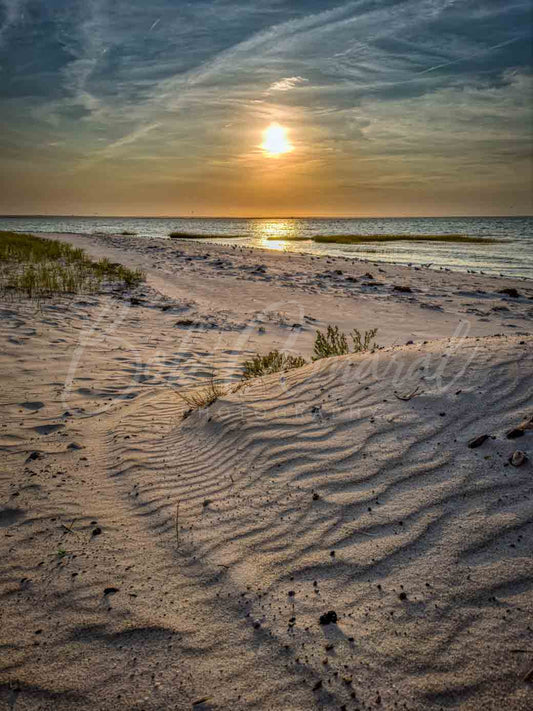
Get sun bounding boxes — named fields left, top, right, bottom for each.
left=261, top=123, right=293, bottom=156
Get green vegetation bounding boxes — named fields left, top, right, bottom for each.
left=240, top=325, right=378, bottom=381
left=267, top=234, right=497, bottom=244
left=351, top=327, right=378, bottom=353
left=266, top=234, right=498, bottom=245
left=0, top=231, right=85, bottom=263
left=182, top=324, right=379, bottom=418
left=0, top=231, right=144, bottom=297
left=312, top=325, right=378, bottom=360
left=242, top=350, right=307, bottom=380
left=313, top=234, right=497, bottom=244
left=169, top=232, right=245, bottom=239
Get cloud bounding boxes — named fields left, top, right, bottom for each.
left=267, top=76, right=308, bottom=92
left=0, top=0, right=531, bottom=214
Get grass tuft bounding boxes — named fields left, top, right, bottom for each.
left=177, top=375, right=226, bottom=412
left=351, top=327, right=378, bottom=353
left=312, top=325, right=378, bottom=361
left=312, top=325, right=349, bottom=359
left=242, top=350, right=307, bottom=380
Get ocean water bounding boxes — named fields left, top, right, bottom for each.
left=1, top=215, right=532, bottom=279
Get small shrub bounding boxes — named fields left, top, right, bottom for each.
left=312, top=325, right=349, bottom=360
left=312, top=324, right=378, bottom=361
left=351, top=327, right=378, bottom=353
left=242, top=350, right=307, bottom=380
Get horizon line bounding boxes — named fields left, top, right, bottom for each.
left=1, top=213, right=532, bottom=220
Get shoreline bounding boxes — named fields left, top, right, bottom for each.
left=1, top=216, right=531, bottom=279
left=31, top=231, right=533, bottom=342
left=48, top=229, right=533, bottom=281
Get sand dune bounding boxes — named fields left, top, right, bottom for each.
left=1, top=234, right=532, bottom=710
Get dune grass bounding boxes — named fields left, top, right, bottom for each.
left=177, top=375, right=227, bottom=414
left=240, top=325, right=378, bottom=382
left=169, top=232, right=245, bottom=239
left=267, top=234, right=498, bottom=244
left=0, top=231, right=144, bottom=297
left=242, top=351, right=307, bottom=380
left=0, top=232, right=86, bottom=263
left=312, top=325, right=378, bottom=360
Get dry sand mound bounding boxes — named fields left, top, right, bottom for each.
left=2, top=320, right=531, bottom=710
left=107, top=336, right=532, bottom=710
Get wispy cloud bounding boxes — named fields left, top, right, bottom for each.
left=267, top=76, right=308, bottom=92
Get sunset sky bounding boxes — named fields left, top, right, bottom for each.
left=0, top=0, right=532, bottom=217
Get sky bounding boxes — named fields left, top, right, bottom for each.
left=0, top=0, right=532, bottom=217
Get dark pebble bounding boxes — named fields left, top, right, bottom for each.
left=319, top=610, right=338, bottom=625
left=506, top=428, right=524, bottom=440
left=467, top=434, right=489, bottom=449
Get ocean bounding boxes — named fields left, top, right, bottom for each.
left=1, top=215, right=532, bottom=279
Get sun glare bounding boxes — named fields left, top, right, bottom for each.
left=262, top=123, right=293, bottom=156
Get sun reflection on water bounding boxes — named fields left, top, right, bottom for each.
left=251, top=220, right=303, bottom=250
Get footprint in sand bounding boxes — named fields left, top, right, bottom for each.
left=33, top=423, right=65, bottom=435
left=0, top=507, right=25, bottom=527
left=19, top=401, right=45, bottom=411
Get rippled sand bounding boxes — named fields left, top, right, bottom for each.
left=1, top=233, right=532, bottom=710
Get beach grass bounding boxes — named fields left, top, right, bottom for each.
left=267, top=234, right=498, bottom=244
left=241, top=326, right=378, bottom=378
left=177, top=375, right=227, bottom=412
left=0, top=231, right=144, bottom=297
left=313, top=234, right=498, bottom=244
left=242, top=351, right=307, bottom=380
left=312, top=325, right=378, bottom=361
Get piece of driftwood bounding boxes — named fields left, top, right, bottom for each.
left=394, top=386, right=422, bottom=401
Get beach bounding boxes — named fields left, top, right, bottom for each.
left=1, top=232, right=532, bottom=710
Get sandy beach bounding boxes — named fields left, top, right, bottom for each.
left=1, top=232, right=532, bottom=710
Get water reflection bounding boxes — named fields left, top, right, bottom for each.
left=250, top=219, right=304, bottom=250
